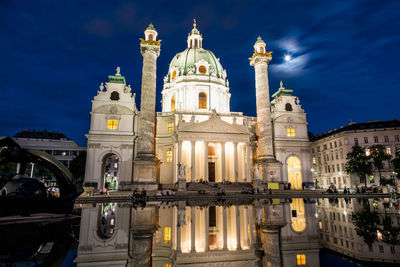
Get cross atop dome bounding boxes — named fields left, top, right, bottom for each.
left=187, top=19, right=202, bottom=48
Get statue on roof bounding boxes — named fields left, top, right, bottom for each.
left=116, top=66, right=121, bottom=76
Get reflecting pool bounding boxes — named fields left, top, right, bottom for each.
left=1, top=197, right=399, bottom=266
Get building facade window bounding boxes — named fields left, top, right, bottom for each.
left=374, top=136, right=378, bottom=143
left=167, top=122, right=174, bottom=132
left=354, top=138, right=358, bottom=145
left=386, top=147, right=391, bottom=155
left=287, top=128, right=295, bottom=137
left=384, top=136, right=389, bottom=142
left=379, top=245, right=384, bottom=253
left=364, top=137, right=368, bottom=143
left=164, top=226, right=171, bottom=244
left=395, top=135, right=400, bottom=142
left=296, top=254, right=306, bottom=265
left=165, top=148, right=172, bottom=163
left=199, top=92, right=207, bottom=109
left=107, top=120, right=118, bottom=130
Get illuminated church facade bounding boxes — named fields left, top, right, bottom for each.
left=83, top=22, right=312, bottom=191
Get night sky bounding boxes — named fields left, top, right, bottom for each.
left=1, top=0, right=400, bottom=146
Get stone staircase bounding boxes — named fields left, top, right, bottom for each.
left=187, top=182, right=253, bottom=192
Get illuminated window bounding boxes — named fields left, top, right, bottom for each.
left=168, top=122, right=174, bottom=132
left=199, top=65, right=207, bottom=74
left=171, top=96, right=175, bottom=111
left=377, top=230, right=383, bottom=240
left=172, top=70, right=177, bottom=80
left=107, top=120, right=118, bottom=130
left=165, top=148, right=172, bottom=163
left=365, top=148, right=371, bottom=156
left=164, top=226, right=171, bottom=244
left=164, top=264, right=171, bottom=267
left=386, top=147, right=391, bottom=155
left=287, top=128, right=295, bottom=137
left=296, top=254, right=306, bottom=265
left=199, top=92, right=207, bottom=109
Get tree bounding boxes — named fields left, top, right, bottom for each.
left=370, top=145, right=392, bottom=185
left=345, top=145, right=373, bottom=188
left=381, top=216, right=400, bottom=245
left=69, top=151, right=86, bottom=185
left=352, top=207, right=380, bottom=247
left=392, top=147, right=400, bottom=180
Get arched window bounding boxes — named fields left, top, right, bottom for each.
left=285, top=103, right=293, bottom=111
left=148, top=34, right=153, bottom=41
left=194, top=39, right=198, bottom=48
left=171, top=96, right=175, bottom=111
left=260, top=47, right=264, bottom=53
left=199, top=92, right=207, bottom=109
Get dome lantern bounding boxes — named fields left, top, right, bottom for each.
left=187, top=19, right=203, bottom=49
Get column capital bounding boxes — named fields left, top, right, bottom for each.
left=249, top=52, right=272, bottom=66
left=140, top=43, right=161, bottom=57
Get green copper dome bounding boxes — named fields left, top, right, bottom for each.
left=168, top=48, right=224, bottom=78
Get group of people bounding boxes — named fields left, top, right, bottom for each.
left=155, top=188, right=175, bottom=196
left=132, top=188, right=147, bottom=200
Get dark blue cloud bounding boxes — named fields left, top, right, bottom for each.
left=1, top=0, right=399, bottom=146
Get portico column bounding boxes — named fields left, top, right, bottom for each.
left=205, top=207, right=209, bottom=251
left=247, top=144, right=251, bottom=181
left=236, top=206, right=241, bottom=250
left=223, top=208, right=228, bottom=250
left=234, top=142, right=238, bottom=182
left=178, top=141, right=182, bottom=180
left=204, top=141, right=209, bottom=181
left=191, top=207, right=196, bottom=252
left=221, top=142, right=226, bottom=181
left=191, top=141, right=196, bottom=182
left=172, top=144, right=177, bottom=183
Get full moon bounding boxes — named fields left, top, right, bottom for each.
left=284, top=54, right=291, bottom=62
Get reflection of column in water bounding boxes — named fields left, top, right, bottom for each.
left=180, top=206, right=191, bottom=253
left=227, top=206, right=237, bottom=250
left=240, top=206, right=250, bottom=249
left=195, top=207, right=205, bottom=252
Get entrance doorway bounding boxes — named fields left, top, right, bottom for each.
left=102, top=154, right=119, bottom=190
left=208, top=162, right=215, bottom=182
left=287, top=156, right=302, bottom=190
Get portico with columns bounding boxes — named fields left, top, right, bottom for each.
left=157, top=112, right=253, bottom=184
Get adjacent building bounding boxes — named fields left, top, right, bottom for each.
left=317, top=197, right=400, bottom=264
left=310, top=120, right=400, bottom=189
left=13, top=129, right=85, bottom=168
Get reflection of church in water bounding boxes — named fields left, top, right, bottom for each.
left=83, top=21, right=312, bottom=191
left=75, top=200, right=320, bottom=266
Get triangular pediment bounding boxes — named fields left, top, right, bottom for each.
left=178, top=117, right=249, bottom=135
